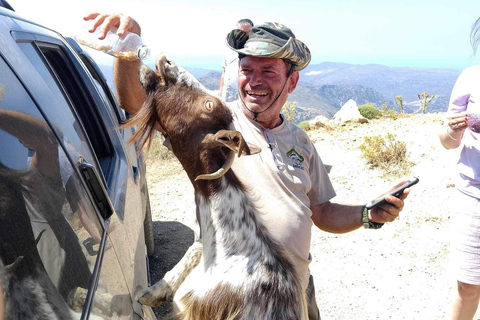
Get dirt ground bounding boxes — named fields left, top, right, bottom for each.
left=145, top=113, right=480, bottom=320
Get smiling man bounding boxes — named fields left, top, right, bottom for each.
left=212, top=22, right=409, bottom=320
left=84, top=14, right=410, bottom=319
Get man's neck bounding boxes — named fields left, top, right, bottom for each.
left=242, top=107, right=283, bottom=129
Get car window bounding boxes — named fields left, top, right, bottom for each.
left=77, top=53, right=126, bottom=124
left=17, top=41, right=116, bottom=177
left=68, top=47, right=143, bottom=179
left=16, top=42, right=99, bottom=171
left=0, top=54, right=139, bottom=319
left=0, top=56, right=97, bottom=316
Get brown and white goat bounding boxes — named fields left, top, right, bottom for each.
left=130, top=56, right=308, bottom=320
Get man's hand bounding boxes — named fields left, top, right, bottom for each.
left=369, top=185, right=410, bottom=224
left=83, top=13, right=141, bottom=39
left=81, top=13, right=146, bottom=114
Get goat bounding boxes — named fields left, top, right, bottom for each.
left=130, top=55, right=309, bottom=320
left=0, top=110, right=112, bottom=320
left=0, top=167, right=75, bottom=320
left=0, top=165, right=118, bottom=320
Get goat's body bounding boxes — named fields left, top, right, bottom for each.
left=170, top=178, right=308, bottom=320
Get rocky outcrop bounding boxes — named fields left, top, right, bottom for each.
left=332, top=99, right=368, bottom=124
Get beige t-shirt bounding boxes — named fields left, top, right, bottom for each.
left=229, top=101, right=336, bottom=290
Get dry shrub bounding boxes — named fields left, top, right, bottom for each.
left=145, top=132, right=176, bottom=164
left=381, top=103, right=400, bottom=120
left=359, top=133, right=414, bottom=177
left=144, top=133, right=185, bottom=177
left=282, top=101, right=298, bottom=123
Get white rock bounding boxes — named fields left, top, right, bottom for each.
left=333, top=99, right=368, bottom=124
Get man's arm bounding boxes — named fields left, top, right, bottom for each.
left=114, top=59, right=145, bottom=114
left=0, top=109, right=59, bottom=179
left=83, top=13, right=146, bottom=114
left=311, top=190, right=409, bottom=233
left=311, top=202, right=363, bottom=233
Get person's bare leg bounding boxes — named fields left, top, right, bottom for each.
left=451, top=281, right=480, bottom=320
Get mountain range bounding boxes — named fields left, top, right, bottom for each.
left=98, top=61, right=463, bottom=121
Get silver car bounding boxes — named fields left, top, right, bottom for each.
left=0, top=2, right=155, bottom=319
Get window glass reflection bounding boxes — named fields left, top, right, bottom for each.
left=0, top=57, right=129, bottom=319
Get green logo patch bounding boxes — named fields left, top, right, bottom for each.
left=286, top=149, right=304, bottom=169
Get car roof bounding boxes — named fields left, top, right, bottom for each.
left=0, top=2, right=58, bottom=35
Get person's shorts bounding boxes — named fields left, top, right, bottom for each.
left=451, top=190, right=480, bottom=285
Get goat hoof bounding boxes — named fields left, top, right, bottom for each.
left=136, top=279, right=174, bottom=308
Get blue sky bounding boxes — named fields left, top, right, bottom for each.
left=10, top=0, right=480, bottom=70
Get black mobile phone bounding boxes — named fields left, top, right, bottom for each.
left=366, top=177, right=419, bottom=210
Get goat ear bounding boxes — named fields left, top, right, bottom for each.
left=155, top=55, right=178, bottom=88
left=202, top=130, right=261, bottom=156
left=139, top=64, right=163, bottom=94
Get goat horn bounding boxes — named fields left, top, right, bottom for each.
left=194, top=150, right=236, bottom=181
left=5, top=256, right=24, bottom=272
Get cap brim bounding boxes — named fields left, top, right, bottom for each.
left=226, top=29, right=249, bottom=51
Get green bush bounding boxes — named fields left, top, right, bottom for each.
left=359, top=133, right=414, bottom=177
left=298, top=120, right=311, bottom=131
left=358, top=104, right=382, bottom=119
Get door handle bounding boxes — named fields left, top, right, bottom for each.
left=78, top=158, right=114, bottom=220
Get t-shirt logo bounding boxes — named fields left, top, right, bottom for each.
left=287, top=149, right=304, bottom=170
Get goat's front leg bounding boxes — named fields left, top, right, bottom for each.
left=136, top=240, right=203, bottom=307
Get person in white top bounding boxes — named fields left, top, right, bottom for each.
left=219, top=19, right=253, bottom=102
left=439, top=17, right=480, bottom=320
left=84, top=12, right=411, bottom=320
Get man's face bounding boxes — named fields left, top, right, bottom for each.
left=238, top=56, right=298, bottom=118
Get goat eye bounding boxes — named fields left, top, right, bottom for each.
left=205, top=100, right=214, bottom=111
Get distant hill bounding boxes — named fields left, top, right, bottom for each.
left=300, top=62, right=461, bottom=113
left=97, top=61, right=462, bottom=120
left=288, top=82, right=390, bottom=118
left=183, top=67, right=218, bottom=80
left=198, top=71, right=223, bottom=90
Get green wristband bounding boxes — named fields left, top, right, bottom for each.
left=362, top=205, right=384, bottom=229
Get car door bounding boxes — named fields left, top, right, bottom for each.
left=0, top=10, right=154, bottom=320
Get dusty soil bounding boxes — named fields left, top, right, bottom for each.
left=145, top=113, right=479, bottom=320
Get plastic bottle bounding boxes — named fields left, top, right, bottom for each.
left=74, top=27, right=149, bottom=61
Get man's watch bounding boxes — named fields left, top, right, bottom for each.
left=361, top=205, right=384, bottom=229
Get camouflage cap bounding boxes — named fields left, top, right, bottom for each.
left=226, top=22, right=311, bottom=71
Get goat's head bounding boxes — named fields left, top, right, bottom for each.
left=129, top=55, right=260, bottom=184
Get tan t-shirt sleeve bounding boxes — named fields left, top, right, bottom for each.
left=306, top=139, right=336, bottom=207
